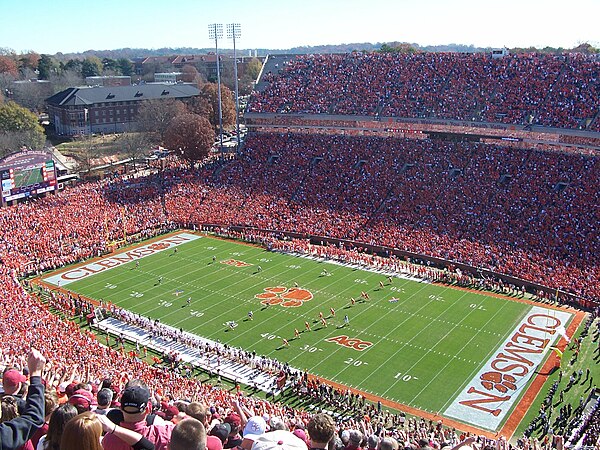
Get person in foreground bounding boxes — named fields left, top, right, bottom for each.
left=0, top=349, right=45, bottom=450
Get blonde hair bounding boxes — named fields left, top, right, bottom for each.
left=60, top=411, right=103, bottom=450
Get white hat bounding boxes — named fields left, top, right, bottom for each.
left=243, top=416, right=267, bottom=441
left=251, top=430, right=307, bottom=450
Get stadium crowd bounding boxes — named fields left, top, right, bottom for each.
left=0, top=127, right=598, bottom=448
left=249, top=52, right=600, bottom=130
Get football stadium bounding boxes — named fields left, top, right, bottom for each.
left=1, top=30, right=599, bottom=450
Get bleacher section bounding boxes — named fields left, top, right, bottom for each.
left=249, top=53, right=600, bottom=130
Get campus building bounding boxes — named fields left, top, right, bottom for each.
left=46, top=83, right=200, bottom=135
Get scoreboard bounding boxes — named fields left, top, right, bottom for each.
left=1, top=159, right=57, bottom=202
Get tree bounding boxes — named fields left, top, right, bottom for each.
left=77, top=135, right=101, bottom=175
left=38, top=54, right=60, bottom=80
left=191, top=82, right=235, bottom=129
left=102, top=57, right=119, bottom=74
left=135, top=98, right=187, bottom=144
left=49, top=69, right=84, bottom=94
left=119, top=132, right=150, bottom=170
left=0, top=56, right=18, bottom=77
left=164, top=113, right=214, bottom=165
left=117, top=58, right=134, bottom=76
left=81, top=56, right=103, bottom=78
left=11, top=81, right=48, bottom=112
left=0, top=101, right=46, bottom=153
left=245, top=57, right=262, bottom=80
left=63, top=59, right=82, bottom=73
left=19, top=52, right=40, bottom=72
left=181, top=65, right=199, bottom=83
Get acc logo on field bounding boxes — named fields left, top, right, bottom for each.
left=326, top=335, right=373, bottom=351
left=255, top=286, right=313, bottom=307
left=221, top=259, right=253, bottom=267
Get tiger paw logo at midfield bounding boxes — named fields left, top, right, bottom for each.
left=148, top=242, right=170, bottom=251
left=480, top=371, right=517, bottom=394
left=221, top=259, right=253, bottom=267
left=255, top=286, right=313, bottom=307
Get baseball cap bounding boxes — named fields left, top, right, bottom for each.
left=120, top=386, right=150, bottom=414
left=211, top=423, right=232, bottom=443
left=224, top=412, right=242, bottom=428
left=69, top=389, right=95, bottom=410
left=3, top=369, right=27, bottom=388
left=251, top=430, right=307, bottom=450
left=243, top=416, right=267, bottom=441
left=293, top=429, right=308, bottom=446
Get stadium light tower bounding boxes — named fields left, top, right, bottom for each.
left=208, top=23, right=224, bottom=161
left=227, top=23, right=241, bottom=152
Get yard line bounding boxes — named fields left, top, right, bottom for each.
left=385, top=294, right=512, bottom=403
left=435, top=302, right=532, bottom=414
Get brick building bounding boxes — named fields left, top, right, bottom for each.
left=46, top=83, right=199, bottom=135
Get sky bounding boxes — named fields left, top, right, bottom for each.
left=1, top=0, right=599, bottom=54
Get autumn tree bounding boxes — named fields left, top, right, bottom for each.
left=0, top=56, right=18, bottom=77
left=164, top=113, right=214, bottom=165
left=135, top=98, right=187, bottom=144
left=19, top=52, right=40, bottom=72
left=0, top=101, right=46, bottom=154
left=189, top=82, right=235, bottom=129
left=181, top=65, right=199, bottom=83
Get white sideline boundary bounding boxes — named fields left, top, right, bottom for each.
left=274, top=250, right=431, bottom=283
left=94, top=317, right=295, bottom=395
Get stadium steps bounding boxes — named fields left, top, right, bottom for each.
left=254, top=54, right=294, bottom=92
left=290, top=157, right=323, bottom=204
left=533, top=62, right=568, bottom=125
left=587, top=109, right=600, bottom=130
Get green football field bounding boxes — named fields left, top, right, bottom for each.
left=42, top=232, right=574, bottom=432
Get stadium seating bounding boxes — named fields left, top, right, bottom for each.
left=248, top=53, right=600, bottom=130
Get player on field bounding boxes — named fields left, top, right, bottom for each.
left=257, top=265, right=262, bottom=272
left=379, top=281, right=384, bottom=289
left=187, top=297, right=191, bottom=307
left=350, top=297, right=356, bottom=306
left=158, top=276, right=163, bottom=284
left=248, top=311, right=253, bottom=320
left=173, top=247, right=178, bottom=254
left=212, top=255, right=216, bottom=262
left=330, top=307, right=335, bottom=317
left=319, top=311, right=324, bottom=320
left=294, top=328, right=300, bottom=338
left=344, top=315, right=349, bottom=326
left=282, top=338, right=289, bottom=347
left=388, top=276, right=393, bottom=284
left=320, top=318, right=327, bottom=328
left=135, top=260, right=140, bottom=269
left=305, top=321, right=311, bottom=331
